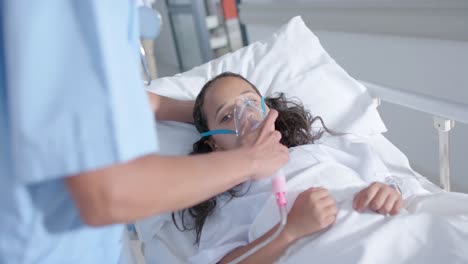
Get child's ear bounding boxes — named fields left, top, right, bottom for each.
left=206, top=138, right=219, bottom=151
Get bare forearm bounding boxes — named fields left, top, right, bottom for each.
left=220, top=224, right=296, bottom=264
left=67, top=149, right=254, bottom=225
left=67, top=109, right=288, bottom=226
left=147, top=92, right=194, bottom=123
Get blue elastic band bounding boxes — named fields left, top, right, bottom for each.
left=261, top=97, right=266, bottom=117
left=200, top=129, right=236, bottom=138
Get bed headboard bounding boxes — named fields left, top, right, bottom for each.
left=239, top=0, right=468, bottom=42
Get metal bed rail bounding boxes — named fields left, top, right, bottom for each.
left=360, top=80, right=468, bottom=191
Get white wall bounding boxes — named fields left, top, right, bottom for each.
left=247, top=25, right=468, bottom=192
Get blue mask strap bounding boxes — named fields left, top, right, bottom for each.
left=261, top=97, right=267, bottom=117
left=200, top=129, right=236, bottom=138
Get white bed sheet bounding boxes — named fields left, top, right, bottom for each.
left=248, top=162, right=468, bottom=264
left=135, top=133, right=446, bottom=264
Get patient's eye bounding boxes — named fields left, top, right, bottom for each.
left=221, top=113, right=232, bottom=123
left=246, top=97, right=259, bottom=105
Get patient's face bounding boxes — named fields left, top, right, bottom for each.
left=203, top=77, right=269, bottom=151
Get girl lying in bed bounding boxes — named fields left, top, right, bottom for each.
left=172, top=72, right=404, bottom=264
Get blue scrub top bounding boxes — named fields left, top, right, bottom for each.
left=0, top=1, right=158, bottom=263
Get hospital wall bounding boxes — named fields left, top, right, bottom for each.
left=245, top=25, right=468, bottom=193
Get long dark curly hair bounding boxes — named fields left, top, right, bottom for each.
left=172, top=72, right=332, bottom=245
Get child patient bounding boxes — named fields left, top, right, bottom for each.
left=172, top=72, right=403, bottom=264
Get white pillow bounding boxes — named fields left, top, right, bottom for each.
left=148, top=16, right=386, bottom=144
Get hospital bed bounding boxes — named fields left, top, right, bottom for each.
left=129, top=16, right=468, bottom=264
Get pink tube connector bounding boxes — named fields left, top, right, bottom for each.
left=272, top=171, right=287, bottom=208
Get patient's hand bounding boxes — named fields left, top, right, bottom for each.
left=353, top=182, right=403, bottom=215
left=284, top=187, right=338, bottom=241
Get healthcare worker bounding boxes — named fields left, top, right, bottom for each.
left=0, top=1, right=288, bottom=263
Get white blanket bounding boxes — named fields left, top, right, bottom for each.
left=190, top=140, right=468, bottom=264
left=250, top=162, right=468, bottom=264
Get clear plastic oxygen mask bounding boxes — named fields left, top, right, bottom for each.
left=233, top=97, right=265, bottom=135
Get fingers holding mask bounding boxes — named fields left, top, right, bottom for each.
left=238, top=109, right=279, bottom=147
left=247, top=110, right=288, bottom=180
left=262, top=109, right=278, bottom=133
